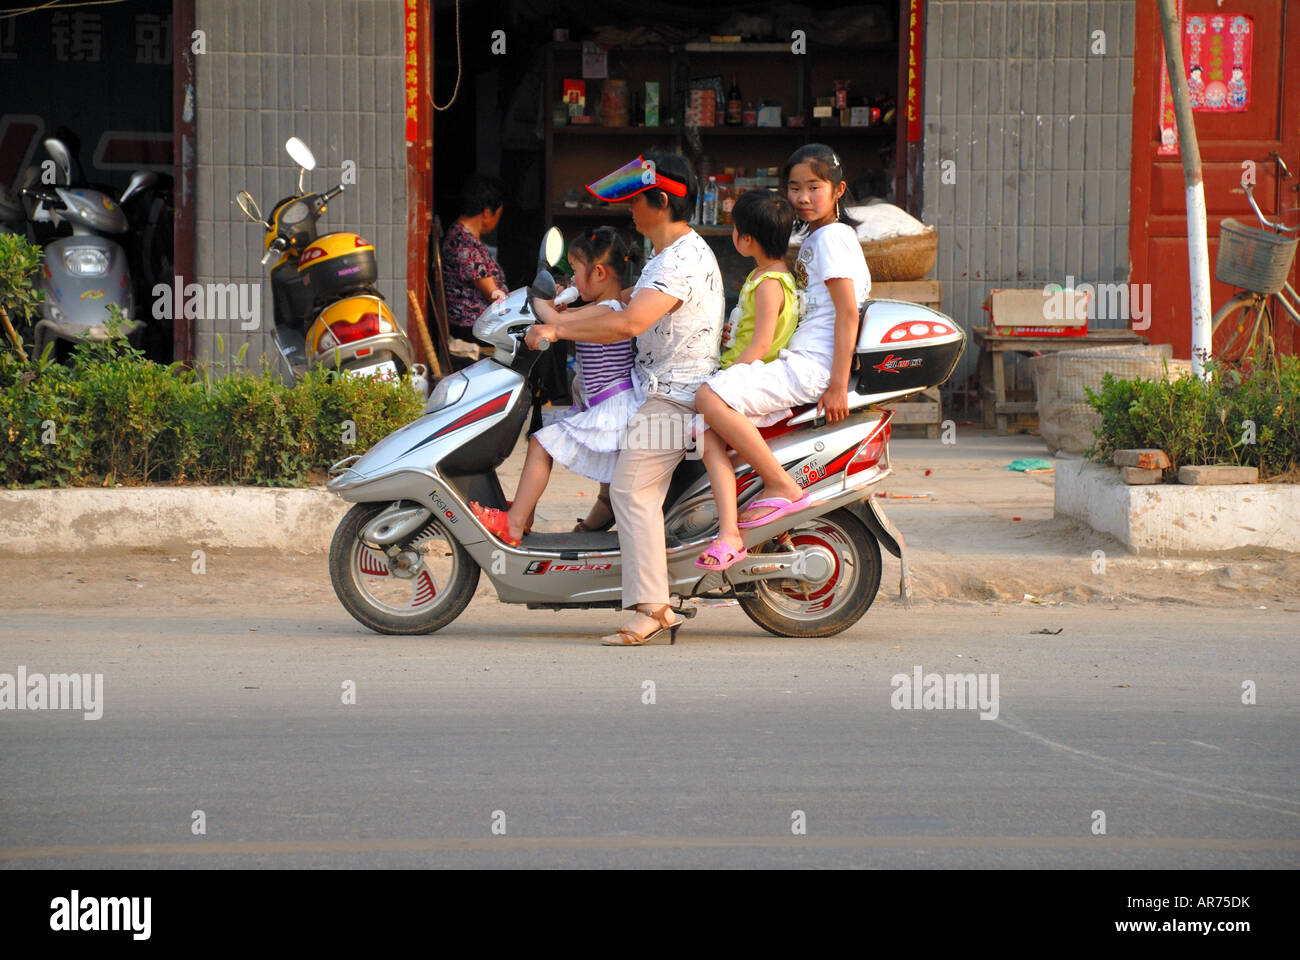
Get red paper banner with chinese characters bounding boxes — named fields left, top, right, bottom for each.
left=404, top=0, right=419, bottom=143
left=906, top=0, right=923, bottom=142
left=1158, top=3, right=1253, bottom=155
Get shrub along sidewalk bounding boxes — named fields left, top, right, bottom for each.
left=1, top=335, right=425, bottom=489
left=1086, top=356, right=1300, bottom=482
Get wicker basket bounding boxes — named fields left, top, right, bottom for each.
left=1216, top=218, right=1298, bottom=295
left=787, top=226, right=938, bottom=282
left=859, top=227, right=938, bottom=281
left=1029, top=345, right=1187, bottom=455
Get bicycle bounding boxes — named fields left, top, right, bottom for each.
left=1209, top=157, right=1300, bottom=369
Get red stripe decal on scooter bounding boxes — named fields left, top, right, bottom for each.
left=404, top=392, right=513, bottom=455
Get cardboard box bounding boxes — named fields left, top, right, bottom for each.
left=563, top=79, right=586, bottom=118
left=757, top=103, right=782, bottom=127
left=983, top=288, right=1090, bottom=337
left=687, top=88, right=716, bottom=127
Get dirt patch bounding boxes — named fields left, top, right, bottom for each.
left=4, top=546, right=1296, bottom=617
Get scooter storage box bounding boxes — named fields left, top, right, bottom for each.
left=854, top=299, right=965, bottom=399
left=298, top=232, right=379, bottom=303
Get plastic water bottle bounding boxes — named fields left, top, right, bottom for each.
left=701, top=176, right=718, bottom=226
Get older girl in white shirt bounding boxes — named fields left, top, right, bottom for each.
left=693, top=144, right=871, bottom=570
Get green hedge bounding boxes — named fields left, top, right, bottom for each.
left=1086, top=356, right=1300, bottom=481
left=1, top=335, right=425, bottom=488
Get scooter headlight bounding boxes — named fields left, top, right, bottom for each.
left=425, top=371, right=468, bottom=414
left=63, top=247, right=110, bottom=277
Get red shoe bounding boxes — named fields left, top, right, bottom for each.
left=470, top=501, right=522, bottom=546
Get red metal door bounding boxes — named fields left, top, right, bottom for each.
left=1130, top=1, right=1300, bottom=358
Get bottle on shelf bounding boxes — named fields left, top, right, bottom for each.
left=702, top=176, right=719, bottom=226
left=717, top=175, right=735, bottom=225
left=726, top=74, right=743, bottom=126
left=743, top=101, right=757, bottom=127
left=695, top=155, right=713, bottom=223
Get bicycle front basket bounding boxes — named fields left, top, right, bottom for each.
left=1215, top=218, right=1298, bottom=295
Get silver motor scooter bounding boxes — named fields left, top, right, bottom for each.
left=326, top=228, right=965, bottom=638
left=19, top=138, right=154, bottom=357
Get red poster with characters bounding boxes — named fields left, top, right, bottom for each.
left=906, top=0, right=923, bottom=143
left=1158, top=3, right=1254, bottom=155
left=404, top=0, right=419, bottom=143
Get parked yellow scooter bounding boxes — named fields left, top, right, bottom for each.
left=235, top=137, right=426, bottom=396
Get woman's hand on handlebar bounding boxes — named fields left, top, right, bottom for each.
left=525, top=323, right=558, bottom=351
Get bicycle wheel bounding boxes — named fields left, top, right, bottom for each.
left=1211, top=292, right=1272, bottom=367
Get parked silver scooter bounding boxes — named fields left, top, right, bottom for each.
left=325, top=227, right=966, bottom=639
left=19, top=138, right=155, bottom=358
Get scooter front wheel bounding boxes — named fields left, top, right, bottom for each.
left=329, top=501, right=480, bottom=635
left=737, top=507, right=882, bottom=638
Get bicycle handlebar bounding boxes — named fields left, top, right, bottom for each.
left=1242, top=182, right=1300, bottom=234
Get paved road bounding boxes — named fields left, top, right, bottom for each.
left=2, top=592, right=1296, bottom=868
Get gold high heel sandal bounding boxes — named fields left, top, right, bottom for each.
left=599, top=604, right=683, bottom=646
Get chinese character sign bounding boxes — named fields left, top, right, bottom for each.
left=135, top=13, right=173, bottom=65
left=51, top=11, right=102, bottom=62
left=906, top=0, right=923, bottom=143
left=404, top=0, right=419, bottom=142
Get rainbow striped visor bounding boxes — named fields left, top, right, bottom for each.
left=585, top=156, right=688, bottom=203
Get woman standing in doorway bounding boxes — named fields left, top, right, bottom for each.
left=442, top=174, right=507, bottom=343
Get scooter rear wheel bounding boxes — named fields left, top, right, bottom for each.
left=737, top=507, right=881, bottom=638
left=329, top=501, right=479, bottom=635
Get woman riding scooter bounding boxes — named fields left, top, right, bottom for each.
left=528, top=152, right=724, bottom=646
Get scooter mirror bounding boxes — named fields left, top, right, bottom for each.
left=285, top=137, right=317, bottom=172
left=42, top=138, right=73, bottom=185
left=235, top=190, right=265, bottom=225
left=539, top=226, right=564, bottom=267
left=120, top=170, right=157, bottom=204
left=529, top=267, right=557, bottom=301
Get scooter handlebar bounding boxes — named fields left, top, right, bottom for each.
left=321, top=185, right=345, bottom=204
left=512, top=324, right=551, bottom=351
left=261, top=237, right=287, bottom=265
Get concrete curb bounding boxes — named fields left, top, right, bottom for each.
left=0, top=486, right=351, bottom=556
left=1054, top=459, right=1300, bottom=554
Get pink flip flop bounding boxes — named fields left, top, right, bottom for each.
left=694, top=539, right=749, bottom=571
left=737, top=493, right=812, bottom=529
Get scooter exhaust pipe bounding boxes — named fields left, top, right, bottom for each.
left=362, top=502, right=434, bottom=546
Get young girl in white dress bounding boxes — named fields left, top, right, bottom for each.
left=470, top=227, right=637, bottom=545
left=692, top=144, right=871, bottom=570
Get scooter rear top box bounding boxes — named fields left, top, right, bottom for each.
left=298, top=232, right=379, bottom=304
left=854, top=299, right=965, bottom=402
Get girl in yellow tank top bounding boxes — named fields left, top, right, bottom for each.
left=720, top=265, right=799, bottom=368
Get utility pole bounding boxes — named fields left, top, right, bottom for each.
left=1157, top=0, right=1213, bottom=378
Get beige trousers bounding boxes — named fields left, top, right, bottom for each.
left=610, top=395, right=696, bottom=610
